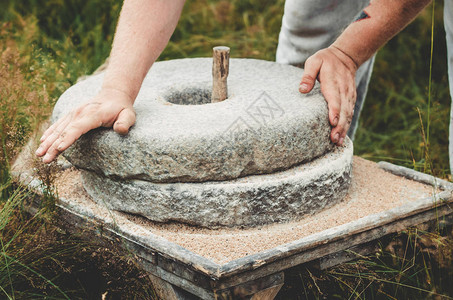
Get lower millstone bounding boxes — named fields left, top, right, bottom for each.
left=81, top=138, right=353, bottom=228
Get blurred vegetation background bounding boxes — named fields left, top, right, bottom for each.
left=0, top=0, right=451, bottom=298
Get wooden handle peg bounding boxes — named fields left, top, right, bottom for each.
left=212, top=46, right=230, bottom=103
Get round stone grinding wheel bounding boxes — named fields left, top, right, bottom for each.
left=51, top=58, right=353, bottom=228
left=82, top=139, right=352, bottom=228
left=52, top=58, right=334, bottom=183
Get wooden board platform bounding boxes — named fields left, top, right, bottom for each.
left=12, top=148, right=453, bottom=300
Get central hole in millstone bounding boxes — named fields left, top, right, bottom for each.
left=165, top=87, right=212, bottom=105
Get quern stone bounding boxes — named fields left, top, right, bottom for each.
left=81, top=138, right=353, bottom=228
left=51, top=57, right=354, bottom=228
left=52, top=58, right=333, bottom=183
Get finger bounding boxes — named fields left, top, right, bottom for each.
left=56, top=115, right=103, bottom=152
left=36, top=115, right=71, bottom=157
left=299, top=56, right=322, bottom=94
left=40, top=121, right=59, bottom=143
left=326, top=91, right=341, bottom=129
left=320, top=78, right=342, bottom=135
left=333, top=91, right=353, bottom=146
left=113, top=108, right=136, bottom=135
left=39, top=114, right=70, bottom=142
left=42, top=139, right=64, bottom=164
left=337, top=80, right=357, bottom=146
left=42, top=115, right=103, bottom=163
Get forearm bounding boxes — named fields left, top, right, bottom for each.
left=332, top=0, right=432, bottom=67
left=102, top=0, right=185, bottom=101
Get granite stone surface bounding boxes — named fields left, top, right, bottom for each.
left=52, top=58, right=334, bottom=183
left=81, top=138, right=353, bottom=228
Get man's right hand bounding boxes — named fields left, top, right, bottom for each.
left=299, top=46, right=358, bottom=146
left=35, top=88, right=136, bottom=163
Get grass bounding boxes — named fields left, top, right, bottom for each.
left=0, top=188, right=155, bottom=298
left=278, top=224, right=453, bottom=299
left=354, top=2, right=450, bottom=178
left=0, top=0, right=451, bottom=298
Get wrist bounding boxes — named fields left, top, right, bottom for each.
left=98, top=85, right=136, bottom=105
left=328, top=45, right=359, bottom=72
left=102, top=65, right=145, bottom=103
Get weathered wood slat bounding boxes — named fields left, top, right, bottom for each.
left=215, top=272, right=284, bottom=299
left=318, top=213, right=453, bottom=270
left=156, top=254, right=215, bottom=291
left=249, top=283, right=284, bottom=300
left=58, top=194, right=221, bottom=277
left=51, top=190, right=452, bottom=294
left=378, top=161, right=453, bottom=190
left=55, top=199, right=219, bottom=289
left=318, top=239, right=381, bottom=270
left=217, top=192, right=452, bottom=283
left=149, top=274, right=199, bottom=300
left=143, top=263, right=215, bottom=300
left=216, top=206, right=452, bottom=290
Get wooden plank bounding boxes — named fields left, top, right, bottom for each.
left=19, top=190, right=216, bottom=299
left=156, top=254, right=214, bottom=291
left=52, top=192, right=450, bottom=296
left=141, top=263, right=215, bottom=300
left=116, top=224, right=220, bottom=278
left=318, top=213, right=453, bottom=270
left=318, top=240, right=381, bottom=270
left=33, top=198, right=213, bottom=299
left=378, top=161, right=453, bottom=190
left=216, top=200, right=452, bottom=286
left=17, top=187, right=219, bottom=299
left=149, top=274, right=181, bottom=300
left=249, top=283, right=284, bottom=300
left=149, top=274, right=200, bottom=300
left=54, top=201, right=218, bottom=291
left=219, top=189, right=452, bottom=275
left=55, top=194, right=221, bottom=278
left=214, top=272, right=284, bottom=299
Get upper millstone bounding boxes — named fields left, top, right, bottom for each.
left=52, top=58, right=333, bottom=183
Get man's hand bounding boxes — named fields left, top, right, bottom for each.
left=35, top=88, right=136, bottom=163
left=297, top=0, right=433, bottom=146
left=299, top=46, right=358, bottom=146
left=35, top=0, right=185, bottom=164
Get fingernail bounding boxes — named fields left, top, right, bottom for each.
left=338, top=137, right=344, bottom=145
left=57, top=143, right=64, bottom=151
left=333, top=133, right=340, bottom=143
left=333, top=117, right=339, bottom=127
left=299, top=83, right=308, bottom=92
left=40, top=135, right=46, bottom=142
